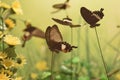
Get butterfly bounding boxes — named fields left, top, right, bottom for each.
left=52, top=17, right=81, bottom=28
left=52, top=0, right=70, bottom=13
left=80, top=7, right=104, bottom=28
left=22, top=21, right=45, bottom=47
left=45, top=24, right=77, bottom=53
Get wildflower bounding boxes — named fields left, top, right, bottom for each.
left=0, top=72, right=10, bottom=80
left=15, top=76, right=23, bottom=80
left=116, top=73, right=120, bottom=80
left=35, top=61, right=48, bottom=71
left=2, top=58, right=14, bottom=69
left=15, top=55, right=26, bottom=67
left=5, top=18, right=15, bottom=30
left=30, top=73, right=38, bottom=79
left=4, top=34, right=21, bottom=46
left=0, top=1, right=10, bottom=9
left=11, top=0, right=23, bottom=15
left=4, top=69, right=13, bottom=76
left=0, top=52, right=7, bottom=59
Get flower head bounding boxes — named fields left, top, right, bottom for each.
left=30, top=73, right=38, bottom=79
left=5, top=18, right=15, bottom=30
left=0, top=52, right=7, bottom=59
left=0, top=72, right=10, bottom=80
left=15, top=55, right=26, bottom=67
left=2, top=58, right=14, bottom=69
left=35, top=61, right=48, bottom=71
left=116, top=73, right=120, bottom=80
left=4, top=34, right=21, bottom=46
left=0, top=1, right=10, bottom=9
left=11, top=0, right=23, bottom=15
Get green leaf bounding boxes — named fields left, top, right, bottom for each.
left=41, top=71, right=51, bottom=79
left=72, top=57, right=80, bottom=64
left=4, top=46, right=17, bottom=58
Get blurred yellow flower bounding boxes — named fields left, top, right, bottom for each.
left=4, top=69, right=13, bottom=76
left=15, top=55, right=26, bottom=67
left=35, top=61, right=48, bottom=71
left=0, top=1, right=10, bottom=9
left=116, top=73, right=120, bottom=80
left=4, top=35, right=21, bottom=46
left=0, top=52, right=7, bottom=59
left=5, top=18, right=15, bottom=29
left=2, top=58, right=14, bottom=69
left=31, top=73, right=38, bottom=79
left=11, top=0, right=23, bottom=15
left=0, top=72, right=10, bottom=80
left=15, top=77, right=23, bottom=80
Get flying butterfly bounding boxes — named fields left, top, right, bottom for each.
left=52, top=0, right=70, bottom=13
left=80, top=7, right=104, bottom=28
left=22, top=21, right=45, bottom=47
left=45, top=24, right=77, bottom=53
left=52, top=17, right=81, bottom=28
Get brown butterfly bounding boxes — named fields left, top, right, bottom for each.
left=52, top=0, right=70, bottom=13
left=45, top=24, right=77, bottom=53
left=22, top=21, right=45, bottom=47
left=80, top=7, right=104, bottom=28
left=52, top=17, right=81, bottom=28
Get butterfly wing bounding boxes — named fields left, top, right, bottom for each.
left=80, top=7, right=100, bottom=27
left=52, top=3, right=65, bottom=9
left=52, top=18, right=71, bottom=26
left=45, top=24, right=63, bottom=52
left=32, top=28, right=45, bottom=39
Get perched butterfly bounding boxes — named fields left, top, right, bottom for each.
left=52, top=17, right=81, bottom=28
left=45, top=24, right=77, bottom=53
left=80, top=7, right=104, bottom=28
left=22, top=21, right=45, bottom=47
left=52, top=0, right=70, bottom=13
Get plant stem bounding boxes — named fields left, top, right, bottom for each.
left=50, top=51, right=55, bottom=80
left=1, top=17, right=5, bottom=52
left=94, top=27, right=109, bottom=80
left=85, top=27, right=92, bottom=78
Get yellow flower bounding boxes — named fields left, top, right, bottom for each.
left=15, top=77, right=23, bottom=80
left=116, top=73, right=120, bottom=80
left=5, top=18, right=15, bottom=29
left=35, top=61, right=48, bottom=71
left=0, top=72, right=10, bottom=80
left=0, top=1, right=10, bottom=9
left=0, top=52, right=7, bottom=59
left=4, top=69, right=13, bottom=76
left=4, top=35, right=21, bottom=46
left=30, top=73, right=38, bottom=79
left=11, top=0, right=23, bottom=15
left=15, top=55, right=26, bottom=67
left=2, top=58, right=14, bottom=69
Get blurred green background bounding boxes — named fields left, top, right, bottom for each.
left=1, top=0, right=120, bottom=80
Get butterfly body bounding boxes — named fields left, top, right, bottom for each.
left=80, top=7, right=104, bottom=28
left=22, top=23, right=45, bottom=47
left=45, top=24, right=77, bottom=53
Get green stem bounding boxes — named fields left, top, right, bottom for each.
left=1, top=17, right=5, bottom=52
left=94, top=27, right=109, bottom=80
left=50, top=52, right=55, bottom=80
left=85, top=27, right=92, bottom=78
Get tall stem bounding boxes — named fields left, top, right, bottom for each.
left=94, top=27, right=109, bottom=80
left=1, top=17, right=5, bottom=52
left=50, top=52, right=55, bottom=80
left=85, top=27, right=92, bottom=78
